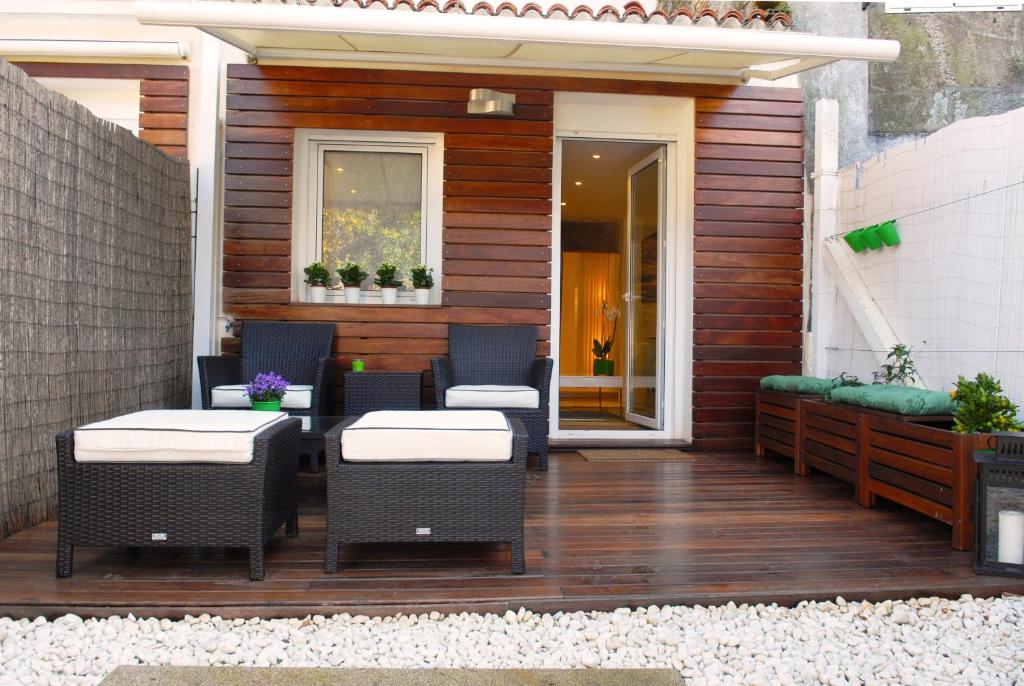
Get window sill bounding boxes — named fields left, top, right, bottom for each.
left=292, top=301, right=442, bottom=309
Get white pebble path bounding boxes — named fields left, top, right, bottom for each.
left=1, top=595, right=1022, bottom=686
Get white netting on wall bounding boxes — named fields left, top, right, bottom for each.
left=825, top=107, right=1024, bottom=408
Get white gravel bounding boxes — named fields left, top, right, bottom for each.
left=1, top=595, right=1023, bottom=686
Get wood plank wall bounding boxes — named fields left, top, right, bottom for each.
left=223, top=64, right=554, bottom=378
left=221, top=65, right=804, bottom=449
left=692, top=91, right=805, bottom=450
left=12, top=62, right=189, bottom=159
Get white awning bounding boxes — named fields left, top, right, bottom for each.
left=134, top=1, right=900, bottom=83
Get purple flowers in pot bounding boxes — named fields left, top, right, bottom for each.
left=244, top=372, right=289, bottom=403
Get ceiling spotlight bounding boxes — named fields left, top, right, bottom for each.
left=350, top=189, right=357, bottom=194
left=560, top=202, right=567, bottom=206
left=592, top=154, right=601, bottom=159
left=574, top=180, right=583, bottom=186
left=336, top=167, right=344, bottom=172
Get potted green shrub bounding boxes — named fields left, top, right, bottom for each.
left=374, top=262, right=402, bottom=305
left=244, top=372, right=288, bottom=412
left=951, top=373, right=1024, bottom=434
left=592, top=300, right=621, bottom=376
left=303, top=261, right=331, bottom=303
left=410, top=264, right=434, bottom=305
left=336, top=262, right=368, bottom=305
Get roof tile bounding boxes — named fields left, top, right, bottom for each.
left=232, top=0, right=793, bottom=29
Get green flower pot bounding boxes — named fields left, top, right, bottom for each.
left=876, top=220, right=900, bottom=247
left=251, top=400, right=282, bottom=412
left=862, top=225, right=884, bottom=250
left=593, top=359, right=614, bottom=376
left=843, top=229, right=868, bottom=253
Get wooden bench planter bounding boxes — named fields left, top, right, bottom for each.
left=754, top=390, right=823, bottom=475
left=859, top=414, right=988, bottom=551
left=799, top=400, right=955, bottom=501
left=799, top=399, right=860, bottom=484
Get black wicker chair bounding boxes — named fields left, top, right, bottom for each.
left=431, top=324, right=553, bottom=470
left=198, top=321, right=336, bottom=417
left=56, top=417, right=301, bottom=581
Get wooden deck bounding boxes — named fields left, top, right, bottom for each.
left=2, top=451, right=1022, bottom=619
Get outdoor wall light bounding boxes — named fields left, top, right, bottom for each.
left=975, top=433, right=1024, bottom=579
left=467, top=88, right=516, bottom=116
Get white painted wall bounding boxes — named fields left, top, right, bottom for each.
left=34, top=77, right=141, bottom=133
left=818, top=106, right=1024, bottom=412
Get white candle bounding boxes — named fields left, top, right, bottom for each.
left=998, top=510, right=1024, bottom=565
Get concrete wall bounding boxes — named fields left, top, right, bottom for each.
left=794, top=2, right=1024, bottom=170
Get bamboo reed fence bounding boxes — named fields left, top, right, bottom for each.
left=0, top=60, right=192, bottom=538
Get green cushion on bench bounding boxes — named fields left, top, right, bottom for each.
left=825, top=385, right=955, bottom=416
left=760, top=375, right=836, bottom=395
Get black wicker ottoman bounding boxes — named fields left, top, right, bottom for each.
left=56, top=410, right=301, bottom=581
left=324, top=411, right=527, bottom=575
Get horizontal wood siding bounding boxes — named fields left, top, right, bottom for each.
left=12, top=62, right=189, bottom=159
left=223, top=65, right=554, bottom=385
left=223, top=65, right=803, bottom=442
left=693, top=91, right=804, bottom=450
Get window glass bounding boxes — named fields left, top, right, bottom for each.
left=321, top=150, right=422, bottom=289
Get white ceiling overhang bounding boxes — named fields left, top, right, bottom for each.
left=134, top=1, right=900, bottom=82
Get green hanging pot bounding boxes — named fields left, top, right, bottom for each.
left=861, top=225, right=884, bottom=250
left=843, top=229, right=868, bottom=253
left=876, top=220, right=900, bottom=247
left=251, top=400, right=282, bottom=412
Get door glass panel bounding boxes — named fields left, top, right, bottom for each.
left=626, top=157, right=661, bottom=426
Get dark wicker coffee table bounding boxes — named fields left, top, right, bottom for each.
left=300, top=416, right=346, bottom=473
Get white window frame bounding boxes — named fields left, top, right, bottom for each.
left=292, top=129, right=444, bottom=304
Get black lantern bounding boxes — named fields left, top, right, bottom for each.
left=975, top=433, right=1024, bottom=578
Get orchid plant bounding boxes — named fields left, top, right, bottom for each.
left=592, top=300, right=622, bottom=361
left=244, top=372, right=289, bottom=403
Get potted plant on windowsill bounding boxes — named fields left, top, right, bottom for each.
left=337, top=262, right=368, bottom=305
left=374, top=262, right=402, bottom=305
left=592, top=300, right=621, bottom=376
left=303, top=261, right=331, bottom=303
left=244, top=372, right=289, bottom=412
left=410, top=264, right=434, bottom=305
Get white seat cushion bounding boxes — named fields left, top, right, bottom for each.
left=445, top=385, right=539, bottom=409
left=73, top=410, right=288, bottom=464
left=341, top=410, right=512, bottom=462
left=211, top=384, right=313, bottom=410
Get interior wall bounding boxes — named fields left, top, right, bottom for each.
left=0, top=60, right=193, bottom=539
left=559, top=252, right=622, bottom=376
